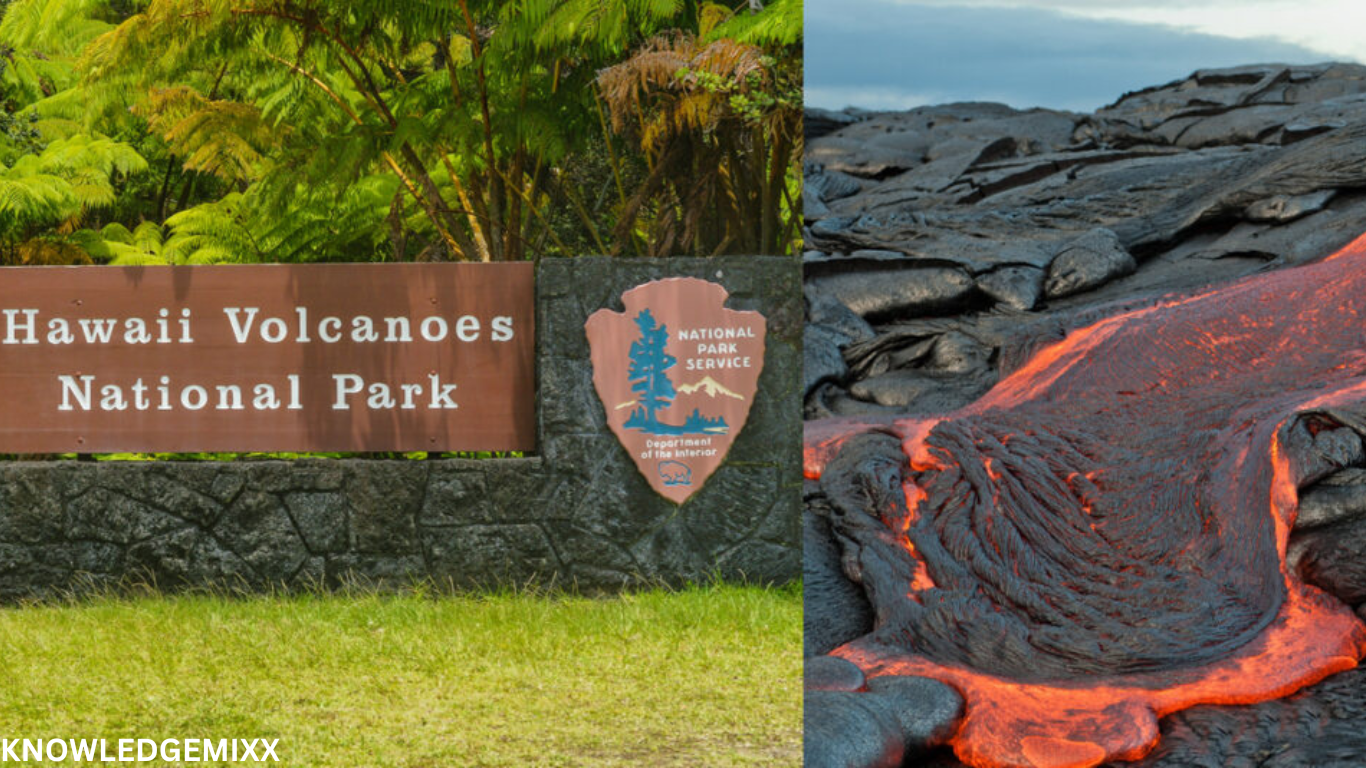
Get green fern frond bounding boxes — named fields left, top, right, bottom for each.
left=0, top=132, right=147, bottom=243
left=704, top=0, right=801, bottom=46
left=106, top=242, right=165, bottom=265
left=166, top=192, right=262, bottom=262
left=0, top=0, right=115, bottom=57
left=1, top=52, right=78, bottom=108
left=0, top=173, right=79, bottom=223
left=35, top=134, right=148, bottom=178
left=132, top=220, right=164, bottom=252
left=67, top=227, right=112, bottom=259
left=99, top=221, right=134, bottom=243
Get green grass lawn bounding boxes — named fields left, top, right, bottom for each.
left=0, top=585, right=802, bottom=767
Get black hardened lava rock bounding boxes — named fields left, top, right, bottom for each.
left=804, top=677, right=964, bottom=768
left=805, top=655, right=867, bottom=692
left=804, top=497, right=874, bottom=657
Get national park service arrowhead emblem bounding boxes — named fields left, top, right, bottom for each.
left=586, top=278, right=766, bottom=503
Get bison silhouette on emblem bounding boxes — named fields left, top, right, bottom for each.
left=657, top=461, right=692, bottom=487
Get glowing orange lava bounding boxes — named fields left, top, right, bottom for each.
left=805, top=232, right=1366, bottom=768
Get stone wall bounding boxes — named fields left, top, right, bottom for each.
left=0, top=257, right=801, bottom=599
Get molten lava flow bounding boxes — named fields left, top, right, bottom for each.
left=806, top=233, right=1366, bottom=768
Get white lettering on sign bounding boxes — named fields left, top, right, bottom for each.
left=677, top=325, right=756, bottom=371
left=58, top=374, right=304, bottom=412
left=684, top=357, right=752, bottom=370
left=17, top=307, right=525, bottom=416
left=330, top=373, right=458, bottom=411
left=4, top=307, right=517, bottom=350
left=676, top=326, right=757, bottom=341
left=222, top=307, right=502, bottom=345
left=4, top=308, right=194, bottom=345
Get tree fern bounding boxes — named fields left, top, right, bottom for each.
left=1, top=0, right=116, bottom=118
left=519, top=0, right=687, bottom=55
left=0, top=133, right=146, bottom=243
left=18, top=87, right=86, bottom=141
left=257, top=174, right=400, bottom=261
left=6, top=0, right=798, bottom=264
left=34, top=134, right=146, bottom=179
left=705, top=0, right=800, bottom=46
left=0, top=49, right=78, bottom=108
left=596, top=23, right=799, bottom=255
left=0, top=0, right=115, bottom=57
left=164, top=173, right=399, bottom=264
left=137, top=86, right=279, bottom=183
left=0, top=165, right=79, bottom=236
left=99, top=221, right=184, bottom=265
left=0, top=107, right=41, bottom=164
left=164, top=192, right=260, bottom=263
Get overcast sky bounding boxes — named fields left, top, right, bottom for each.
left=805, top=0, right=1366, bottom=111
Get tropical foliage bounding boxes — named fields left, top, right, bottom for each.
left=0, top=0, right=802, bottom=265
left=598, top=0, right=800, bottom=255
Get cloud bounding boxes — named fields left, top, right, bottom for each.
left=805, top=0, right=1341, bottom=111
left=803, top=87, right=938, bottom=111
left=892, top=0, right=1366, bottom=63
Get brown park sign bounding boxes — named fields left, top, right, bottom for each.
left=0, top=263, right=535, bottom=453
left=585, top=278, right=766, bottom=503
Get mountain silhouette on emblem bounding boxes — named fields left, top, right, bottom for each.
left=676, top=376, right=744, bottom=400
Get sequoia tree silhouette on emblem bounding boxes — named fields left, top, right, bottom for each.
left=586, top=278, right=766, bottom=503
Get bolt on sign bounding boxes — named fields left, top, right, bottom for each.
left=0, top=264, right=535, bottom=453
left=585, top=278, right=766, bottom=503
